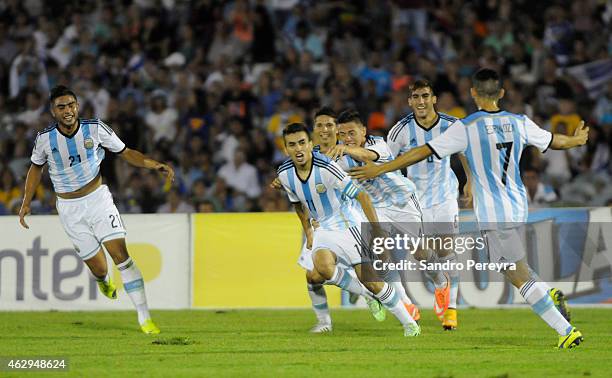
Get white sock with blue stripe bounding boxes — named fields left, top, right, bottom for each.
left=374, top=283, right=416, bottom=326
left=307, top=283, right=331, bottom=325
left=327, top=266, right=374, bottom=300
left=520, top=279, right=572, bottom=336
left=117, top=257, right=150, bottom=325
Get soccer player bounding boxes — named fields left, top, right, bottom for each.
left=278, top=123, right=420, bottom=336
left=327, top=109, right=422, bottom=321
left=286, top=107, right=386, bottom=333
left=350, top=68, right=586, bottom=348
left=386, top=80, right=466, bottom=330
left=18, top=85, right=175, bottom=334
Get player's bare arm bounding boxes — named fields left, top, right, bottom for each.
left=458, top=153, right=473, bottom=208
left=293, top=202, right=314, bottom=249
left=119, top=148, right=175, bottom=183
left=18, top=163, right=44, bottom=229
left=349, top=144, right=433, bottom=181
left=549, top=121, right=589, bottom=149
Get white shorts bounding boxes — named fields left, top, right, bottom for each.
left=298, top=243, right=353, bottom=271
left=56, top=185, right=127, bottom=260
left=298, top=242, right=315, bottom=271
left=421, top=197, right=459, bottom=235
left=311, top=226, right=366, bottom=267
left=376, top=195, right=423, bottom=238
left=482, top=227, right=526, bottom=264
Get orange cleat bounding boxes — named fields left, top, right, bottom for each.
left=434, top=272, right=450, bottom=320
left=404, top=303, right=421, bottom=322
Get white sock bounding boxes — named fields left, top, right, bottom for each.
left=438, top=253, right=459, bottom=307
left=374, top=283, right=416, bottom=327
left=307, top=283, right=331, bottom=325
left=117, top=257, right=151, bottom=325
left=520, top=279, right=572, bottom=336
left=424, top=249, right=446, bottom=288
left=391, top=281, right=412, bottom=304
left=327, top=266, right=374, bottom=300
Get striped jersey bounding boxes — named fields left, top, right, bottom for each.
left=31, top=119, right=126, bottom=193
left=387, top=112, right=459, bottom=208
left=277, top=151, right=364, bottom=231
left=427, top=110, right=553, bottom=227
left=336, top=135, right=417, bottom=209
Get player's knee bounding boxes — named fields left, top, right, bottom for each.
left=315, top=264, right=335, bottom=281
left=306, top=270, right=325, bottom=284
left=312, top=249, right=336, bottom=280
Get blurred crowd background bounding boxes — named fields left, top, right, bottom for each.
left=0, top=0, right=611, bottom=215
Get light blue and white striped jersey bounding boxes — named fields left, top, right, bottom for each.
left=336, top=135, right=417, bottom=209
left=427, top=110, right=553, bottom=227
left=278, top=151, right=364, bottom=231
left=31, top=119, right=126, bottom=193
left=387, top=112, right=459, bottom=208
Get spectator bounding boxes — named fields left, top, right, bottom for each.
left=157, top=187, right=195, bottom=214
left=145, top=90, right=178, bottom=145
left=218, top=149, right=261, bottom=199
left=0, top=167, right=21, bottom=210
left=522, top=168, right=558, bottom=207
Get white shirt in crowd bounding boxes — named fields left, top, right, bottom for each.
left=218, top=161, right=261, bottom=199
left=145, top=108, right=178, bottom=143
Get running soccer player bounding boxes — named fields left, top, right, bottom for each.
left=19, top=85, right=175, bottom=334
left=350, top=69, right=586, bottom=348
left=387, top=80, right=466, bottom=330
left=278, top=123, right=420, bottom=336
left=280, top=108, right=385, bottom=333
left=327, top=109, right=422, bottom=321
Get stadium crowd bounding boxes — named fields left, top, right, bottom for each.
left=0, top=0, right=611, bottom=215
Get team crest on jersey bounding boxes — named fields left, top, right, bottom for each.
left=84, top=138, right=94, bottom=149
left=315, top=184, right=327, bottom=194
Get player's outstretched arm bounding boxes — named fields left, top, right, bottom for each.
left=18, top=164, right=44, bottom=229
left=326, top=144, right=377, bottom=162
left=293, top=202, right=313, bottom=249
left=550, top=121, right=589, bottom=150
left=349, top=144, right=433, bottom=181
left=119, top=148, right=175, bottom=183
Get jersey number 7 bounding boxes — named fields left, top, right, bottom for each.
left=495, top=142, right=513, bottom=186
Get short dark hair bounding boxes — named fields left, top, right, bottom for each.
left=472, top=68, right=502, bottom=99
left=336, top=109, right=363, bottom=125
left=314, top=106, right=337, bottom=119
left=282, top=123, right=311, bottom=141
left=49, top=85, right=77, bottom=104
left=409, top=79, right=434, bottom=95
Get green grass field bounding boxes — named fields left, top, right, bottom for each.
left=0, top=308, right=610, bottom=377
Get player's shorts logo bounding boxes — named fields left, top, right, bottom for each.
left=84, top=138, right=94, bottom=149
left=315, top=184, right=327, bottom=194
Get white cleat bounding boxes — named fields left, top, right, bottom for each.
left=403, top=322, right=421, bottom=337
left=310, top=322, right=333, bottom=333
